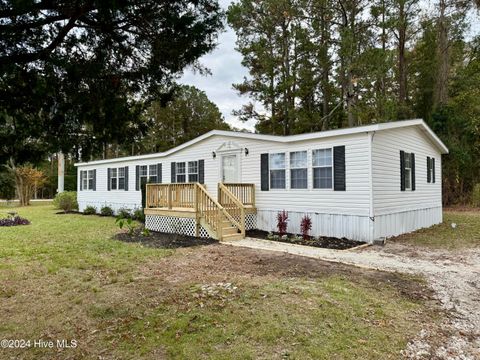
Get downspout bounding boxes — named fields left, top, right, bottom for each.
left=367, top=131, right=375, bottom=242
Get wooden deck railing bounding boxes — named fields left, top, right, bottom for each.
left=146, top=182, right=243, bottom=239
left=146, top=183, right=196, bottom=209
left=222, top=183, right=255, bottom=206
left=218, top=183, right=245, bottom=237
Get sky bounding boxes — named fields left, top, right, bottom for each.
left=179, top=0, right=253, bottom=130
left=179, top=0, right=480, bottom=132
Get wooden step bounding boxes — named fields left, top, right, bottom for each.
left=221, top=233, right=244, bottom=241
left=222, top=226, right=239, bottom=235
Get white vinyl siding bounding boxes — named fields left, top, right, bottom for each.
left=77, top=132, right=371, bottom=217
left=372, top=126, right=442, bottom=216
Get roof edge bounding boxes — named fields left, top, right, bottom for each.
left=75, top=119, right=448, bottom=167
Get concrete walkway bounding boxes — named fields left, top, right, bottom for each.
left=223, top=237, right=480, bottom=360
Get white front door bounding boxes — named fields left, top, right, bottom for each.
left=222, top=154, right=238, bottom=183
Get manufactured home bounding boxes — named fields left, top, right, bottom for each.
left=75, top=119, right=448, bottom=243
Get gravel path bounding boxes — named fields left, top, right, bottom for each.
left=224, top=238, right=480, bottom=359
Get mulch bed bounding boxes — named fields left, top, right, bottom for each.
left=246, top=229, right=365, bottom=250
left=114, top=228, right=217, bottom=249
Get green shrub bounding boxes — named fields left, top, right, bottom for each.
left=100, top=206, right=114, bottom=217
left=133, top=208, right=145, bottom=223
left=472, top=184, right=480, bottom=207
left=115, top=216, right=137, bottom=235
left=117, top=207, right=132, bottom=219
left=83, top=205, right=97, bottom=215
left=53, top=191, right=78, bottom=213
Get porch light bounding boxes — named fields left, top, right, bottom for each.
left=212, top=151, right=216, bottom=159
left=244, top=148, right=249, bottom=156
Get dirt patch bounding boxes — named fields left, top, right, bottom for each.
left=114, top=229, right=217, bottom=249
left=140, top=244, right=433, bottom=303
left=246, top=229, right=365, bottom=250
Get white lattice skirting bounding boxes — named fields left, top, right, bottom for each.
left=145, top=215, right=210, bottom=238
left=245, top=213, right=256, bottom=230
left=145, top=213, right=257, bottom=238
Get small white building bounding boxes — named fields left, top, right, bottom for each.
left=75, top=119, right=448, bottom=243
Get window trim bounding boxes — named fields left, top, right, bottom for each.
left=427, top=156, right=435, bottom=184
left=404, top=152, right=412, bottom=190
left=82, top=170, right=95, bottom=191
left=188, top=161, right=198, bottom=183
left=289, top=151, right=308, bottom=189
left=312, top=148, right=334, bottom=190
left=148, top=164, right=158, bottom=183
left=176, top=162, right=186, bottom=183
left=269, top=152, right=286, bottom=189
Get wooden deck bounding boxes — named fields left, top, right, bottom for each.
left=144, top=205, right=256, bottom=218
left=145, top=183, right=256, bottom=241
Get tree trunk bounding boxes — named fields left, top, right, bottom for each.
left=398, top=1, right=407, bottom=108
left=434, top=0, right=449, bottom=107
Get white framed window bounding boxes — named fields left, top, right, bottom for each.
left=139, top=165, right=148, bottom=185
left=176, top=162, right=186, bottom=183
left=290, top=151, right=307, bottom=189
left=188, top=161, right=198, bottom=182
left=312, top=148, right=333, bottom=189
left=149, top=165, right=158, bottom=183
left=87, top=170, right=94, bottom=190
left=404, top=152, right=412, bottom=190
left=118, top=167, right=125, bottom=190
left=110, top=168, right=118, bottom=190
left=427, top=156, right=435, bottom=183
left=270, top=153, right=286, bottom=189
left=82, top=171, right=88, bottom=190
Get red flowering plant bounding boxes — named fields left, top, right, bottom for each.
left=300, top=215, right=312, bottom=240
left=276, top=210, right=289, bottom=236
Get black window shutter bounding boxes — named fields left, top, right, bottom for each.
left=198, top=160, right=205, bottom=184
left=135, top=165, right=140, bottom=191
left=260, top=153, right=269, bottom=191
left=333, top=146, right=346, bottom=191
left=93, top=170, right=97, bottom=191
left=79, top=170, right=83, bottom=191
left=171, top=162, right=176, bottom=183
left=107, top=168, right=111, bottom=191
left=411, top=153, right=416, bottom=191
left=427, top=157, right=431, bottom=183
left=432, top=158, right=436, bottom=183
left=400, top=150, right=405, bottom=191
left=158, top=163, right=162, bottom=183
left=124, top=166, right=129, bottom=191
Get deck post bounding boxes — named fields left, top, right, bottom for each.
left=217, top=208, right=223, bottom=240
left=167, top=184, right=172, bottom=209
left=195, top=185, right=200, bottom=237
left=241, top=207, right=245, bottom=237
left=145, top=184, right=149, bottom=208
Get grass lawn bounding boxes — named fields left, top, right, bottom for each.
left=0, top=204, right=439, bottom=359
left=391, top=210, right=480, bottom=249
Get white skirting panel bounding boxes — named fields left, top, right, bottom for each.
left=78, top=200, right=140, bottom=213
left=374, top=206, right=443, bottom=239
left=256, top=210, right=372, bottom=242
